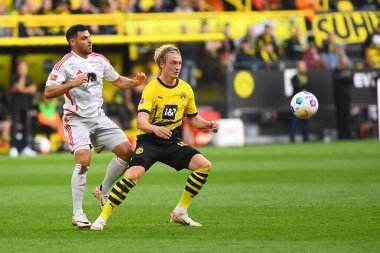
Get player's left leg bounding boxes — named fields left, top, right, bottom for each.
left=91, top=114, right=132, bottom=210
left=93, top=142, right=133, bottom=210
left=91, top=165, right=145, bottom=231
left=170, top=154, right=211, bottom=226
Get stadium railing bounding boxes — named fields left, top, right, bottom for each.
left=0, top=10, right=314, bottom=46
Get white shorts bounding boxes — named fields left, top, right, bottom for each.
left=62, top=110, right=128, bottom=154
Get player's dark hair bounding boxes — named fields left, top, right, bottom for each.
left=65, top=24, right=88, bottom=43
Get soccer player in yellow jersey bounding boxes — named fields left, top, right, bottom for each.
left=91, top=44, right=219, bottom=230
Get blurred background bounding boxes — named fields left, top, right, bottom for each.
left=0, top=0, right=379, bottom=156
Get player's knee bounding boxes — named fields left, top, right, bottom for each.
left=118, top=149, right=133, bottom=162
left=114, top=142, right=133, bottom=161
left=125, top=166, right=145, bottom=183
left=198, top=160, right=212, bottom=170
left=204, top=160, right=212, bottom=170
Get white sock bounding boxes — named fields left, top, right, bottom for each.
left=174, top=206, right=187, bottom=215
left=71, top=165, right=87, bottom=216
left=100, top=157, right=128, bottom=195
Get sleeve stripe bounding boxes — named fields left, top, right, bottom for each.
left=138, top=109, right=150, bottom=114
left=54, top=53, right=73, bottom=71
left=185, top=112, right=198, bottom=117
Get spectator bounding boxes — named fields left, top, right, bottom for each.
left=99, top=1, right=117, bottom=34
left=178, top=23, right=203, bottom=86
left=55, top=0, right=71, bottom=14
left=333, top=56, right=353, bottom=139
left=352, top=0, right=379, bottom=10
left=255, top=24, right=279, bottom=57
left=0, top=86, right=11, bottom=150
left=290, top=60, right=310, bottom=142
left=37, top=88, right=67, bottom=146
left=235, top=38, right=256, bottom=69
left=362, top=23, right=380, bottom=58
left=36, top=0, right=65, bottom=36
left=281, top=25, right=306, bottom=61
left=0, top=3, right=11, bottom=37
left=252, top=0, right=269, bottom=10
left=218, top=22, right=236, bottom=66
left=258, top=42, right=280, bottom=70
left=365, top=34, right=380, bottom=69
left=18, top=2, right=44, bottom=37
left=9, top=60, right=37, bottom=157
left=72, top=0, right=99, bottom=14
left=325, top=43, right=352, bottom=70
left=174, top=0, right=193, bottom=12
left=235, top=25, right=256, bottom=51
left=302, top=44, right=325, bottom=69
left=117, top=0, right=142, bottom=13
left=193, top=0, right=214, bottom=11
left=198, top=19, right=224, bottom=86
left=148, top=0, right=170, bottom=12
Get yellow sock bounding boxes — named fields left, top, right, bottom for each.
left=177, top=168, right=210, bottom=209
left=99, top=176, right=136, bottom=221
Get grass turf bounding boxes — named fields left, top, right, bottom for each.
left=0, top=140, right=379, bottom=253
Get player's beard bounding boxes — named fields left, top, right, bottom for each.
left=78, top=44, right=92, bottom=56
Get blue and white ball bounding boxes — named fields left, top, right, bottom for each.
left=290, top=91, right=319, bottom=119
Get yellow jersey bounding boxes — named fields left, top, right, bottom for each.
left=137, top=78, right=197, bottom=138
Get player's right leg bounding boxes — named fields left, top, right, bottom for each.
left=91, top=165, right=145, bottom=231
left=63, top=114, right=93, bottom=229
left=71, top=148, right=92, bottom=228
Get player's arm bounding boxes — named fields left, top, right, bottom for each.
left=45, top=74, right=88, bottom=99
left=187, top=114, right=219, bottom=133
left=136, top=111, right=172, bottom=139
left=111, top=72, right=146, bottom=90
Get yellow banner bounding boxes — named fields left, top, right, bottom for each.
left=125, top=12, right=308, bottom=45
left=313, top=12, right=380, bottom=47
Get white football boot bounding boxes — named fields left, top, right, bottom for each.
left=90, top=217, right=106, bottom=231
left=168, top=211, right=202, bottom=227
left=72, top=213, right=92, bottom=229
left=92, top=186, right=108, bottom=210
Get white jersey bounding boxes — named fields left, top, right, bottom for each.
left=46, top=51, right=120, bottom=118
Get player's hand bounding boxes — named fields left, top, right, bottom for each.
left=134, top=72, right=146, bottom=86
left=72, top=74, right=88, bottom=87
left=209, top=121, right=219, bottom=133
left=153, top=126, right=172, bottom=139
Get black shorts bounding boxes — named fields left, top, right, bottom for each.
left=129, top=135, right=200, bottom=171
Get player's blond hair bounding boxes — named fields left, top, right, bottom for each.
left=154, top=44, right=181, bottom=69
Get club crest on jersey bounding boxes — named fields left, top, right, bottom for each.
left=139, top=97, right=145, bottom=106
left=135, top=146, right=143, bottom=154
left=177, top=141, right=187, bottom=147
left=180, top=92, right=187, bottom=100
left=50, top=74, right=58, bottom=81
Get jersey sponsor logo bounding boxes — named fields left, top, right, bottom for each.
left=139, top=97, right=145, bottom=106
left=158, top=95, right=163, bottom=99
left=77, top=69, right=83, bottom=75
left=135, top=146, right=143, bottom=154
left=50, top=74, right=58, bottom=81
left=163, top=105, right=178, bottom=120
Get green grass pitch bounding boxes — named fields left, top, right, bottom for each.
left=0, top=140, right=379, bottom=253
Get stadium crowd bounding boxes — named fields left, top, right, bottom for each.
left=0, top=0, right=380, bottom=156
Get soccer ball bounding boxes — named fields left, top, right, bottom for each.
left=290, top=91, right=319, bottom=119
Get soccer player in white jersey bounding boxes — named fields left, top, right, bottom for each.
left=45, top=24, right=146, bottom=228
